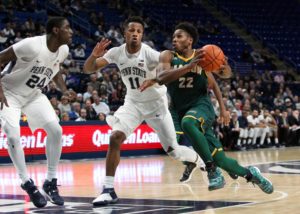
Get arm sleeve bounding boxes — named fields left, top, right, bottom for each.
left=12, top=37, right=41, bottom=62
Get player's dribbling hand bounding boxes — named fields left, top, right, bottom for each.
left=219, top=110, right=230, bottom=126
left=0, top=89, right=9, bottom=110
left=139, top=79, right=156, bottom=92
left=92, top=38, right=111, bottom=58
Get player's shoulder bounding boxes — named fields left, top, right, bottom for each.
left=159, top=49, right=173, bottom=60
left=141, top=43, right=158, bottom=53
left=58, top=44, right=69, bottom=60
left=59, top=44, right=69, bottom=52
left=112, top=43, right=126, bottom=52
left=160, top=49, right=173, bottom=55
left=12, top=35, right=43, bottom=56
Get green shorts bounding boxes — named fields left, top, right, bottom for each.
left=170, top=103, right=223, bottom=154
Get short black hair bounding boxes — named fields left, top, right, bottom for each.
left=46, top=16, right=67, bottom=34
left=175, top=22, right=199, bottom=46
left=123, top=16, right=145, bottom=30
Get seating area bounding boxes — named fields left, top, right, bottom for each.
left=128, top=0, right=276, bottom=73
left=213, top=0, right=300, bottom=72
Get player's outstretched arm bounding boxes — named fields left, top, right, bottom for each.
left=83, top=38, right=111, bottom=74
left=207, top=72, right=230, bottom=126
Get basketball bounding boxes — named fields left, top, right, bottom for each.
left=198, top=44, right=225, bottom=72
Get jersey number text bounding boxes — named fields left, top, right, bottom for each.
left=129, top=77, right=140, bottom=89
left=26, top=75, right=46, bottom=89
left=178, top=77, right=193, bottom=88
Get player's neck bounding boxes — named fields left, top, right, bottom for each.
left=126, top=43, right=141, bottom=54
left=46, top=34, right=60, bottom=52
left=178, top=48, right=194, bottom=58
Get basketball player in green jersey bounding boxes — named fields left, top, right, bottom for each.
left=140, top=22, right=273, bottom=194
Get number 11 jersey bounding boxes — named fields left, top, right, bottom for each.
left=103, top=43, right=166, bottom=102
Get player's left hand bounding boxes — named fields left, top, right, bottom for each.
left=214, top=57, right=232, bottom=79
left=139, top=79, right=156, bottom=92
left=219, top=110, right=230, bottom=126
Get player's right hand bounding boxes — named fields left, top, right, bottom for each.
left=0, top=89, right=9, bottom=110
left=91, top=38, right=111, bottom=58
left=187, top=49, right=205, bottom=70
left=139, top=79, right=156, bottom=92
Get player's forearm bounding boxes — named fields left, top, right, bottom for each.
left=155, top=65, right=192, bottom=85
left=83, top=55, right=99, bottom=74
left=212, top=82, right=227, bottom=112
left=53, top=73, right=67, bottom=93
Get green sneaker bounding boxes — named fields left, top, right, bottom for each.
left=207, top=167, right=225, bottom=191
left=248, top=166, right=274, bottom=194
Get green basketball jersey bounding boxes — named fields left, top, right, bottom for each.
left=168, top=51, right=211, bottom=113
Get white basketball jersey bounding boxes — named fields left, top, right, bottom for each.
left=1, top=35, right=69, bottom=96
left=103, top=43, right=166, bottom=102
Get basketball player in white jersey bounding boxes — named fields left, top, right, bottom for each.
left=0, top=17, right=73, bottom=208
left=84, top=16, right=204, bottom=206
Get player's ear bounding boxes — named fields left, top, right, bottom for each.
left=53, top=27, right=59, bottom=35
left=189, top=37, right=193, bottom=46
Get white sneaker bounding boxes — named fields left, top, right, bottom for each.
left=93, top=187, right=119, bottom=206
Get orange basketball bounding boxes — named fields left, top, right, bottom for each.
left=198, top=44, right=225, bottom=72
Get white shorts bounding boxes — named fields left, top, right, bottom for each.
left=106, top=95, right=178, bottom=151
left=0, top=90, right=59, bottom=132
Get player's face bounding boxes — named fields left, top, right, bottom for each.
left=58, top=19, right=73, bottom=45
left=124, top=22, right=143, bottom=47
left=172, top=29, right=192, bottom=53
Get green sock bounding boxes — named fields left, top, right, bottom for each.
left=181, top=117, right=213, bottom=163
left=214, top=151, right=249, bottom=177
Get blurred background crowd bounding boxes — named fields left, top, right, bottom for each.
left=1, top=0, right=300, bottom=150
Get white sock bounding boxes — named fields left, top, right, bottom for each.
left=43, top=122, right=63, bottom=181
left=104, top=176, right=114, bottom=188
left=275, top=138, right=279, bottom=144
left=3, top=123, right=30, bottom=184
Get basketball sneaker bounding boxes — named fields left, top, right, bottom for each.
left=21, top=179, right=47, bottom=208
left=93, top=187, right=119, bottom=206
left=248, top=166, right=274, bottom=194
left=43, top=178, right=64, bottom=205
left=180, top=157, right=206, bottom=183
left=207, top=167, right=226, bottom=191
left=180, top=162, right=198, bottom=183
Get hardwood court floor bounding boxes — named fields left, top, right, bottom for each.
left=0, top=147, right=300, bottom=213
